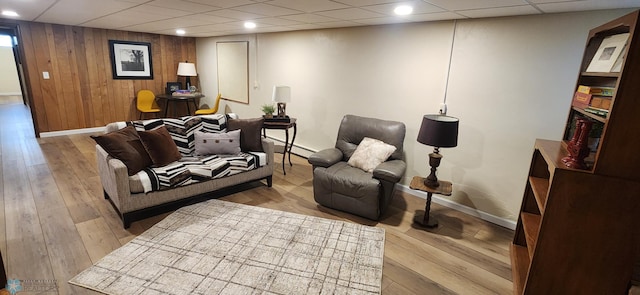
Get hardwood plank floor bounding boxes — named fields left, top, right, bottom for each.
left=0, top=103, right=515, bottom=294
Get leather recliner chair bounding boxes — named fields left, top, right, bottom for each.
left=308, top=114, right=406, bottom=220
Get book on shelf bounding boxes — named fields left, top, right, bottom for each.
left=584, top=106, right=609, bottom=117
left=577, top=85, right=615, bottom=96
left=586, top=33, right=630, bottom=72
left=571, top=91, right=592, bottom=108
left=590, top=96, right=612, bottom=110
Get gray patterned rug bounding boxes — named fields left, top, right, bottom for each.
left=69, top=199, right=385, bottom=295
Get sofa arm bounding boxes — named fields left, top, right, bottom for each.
left=308, top=148, right=343, bottom=168
left=261, top=138, right=275, bottom=164
left=373, top=160, right=406, bottom=183
left=96, top=145, right=132, bottom=212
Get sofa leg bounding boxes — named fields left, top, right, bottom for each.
left=122, top=215, right=132, bottom=229
left=266, top=176, right=273, bottom=187
left=104, top=190, right=110, bottom=200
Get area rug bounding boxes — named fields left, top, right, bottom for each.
left=69, top=199, right=385, bottom=295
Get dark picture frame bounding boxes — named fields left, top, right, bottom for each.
left=109, top=40, right=153, bottom=80
left=166, top=82, right=182, bottom=94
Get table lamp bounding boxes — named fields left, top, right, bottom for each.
left=417, top=114, right=459, bottom=188
left=272, top=86, right=291, bottom=117
left=177, top=62, right=197, bottom=90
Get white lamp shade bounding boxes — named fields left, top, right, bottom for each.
left=272, top=86, right=291, bottom=103
left=177, top=62, right=197, bottom=76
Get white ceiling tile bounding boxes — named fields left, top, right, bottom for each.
left=404, top=11, right=468, bottom=22
left=35, top=0, right=140, bottom=25
left=317, top=8, right=385, bottom=20
left=333, top=0, right=406, bottom=6
left=537, top=0, right=640, bottom=13
left=354, top=16, right=415, bottom=25
left=146, top=0, right=221, bottom=13
left=122, top=17, right=214, bottom=32
left=423, top=0, right=530, bottom=11
left=254, top=17, right=303, bottom=26
left=362, top=1, right=446, bottom=16
left=281, top=13, right=339, bottom=23
left=267, top=0, right=350, bottom=12
left=185, top=0, right=255, bottom=8
left=458, top=5, right=541, bottom=18
left=231, top=3, right=303, bottom=16
left=82, top=11, right=174, bottom=29
left=204, top=9, right=267, bottom=20
left=4, top=0, right=638, bottom=37
left=0, top=0, right=58, bottom=21
left=527, top=0, right=581, bottom=3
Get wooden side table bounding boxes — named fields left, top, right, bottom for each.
left=409, top=176, right=452, bottom=228
left=262, top=118, right=297, bottom=175
left=155, top=94, right=203, bottom=117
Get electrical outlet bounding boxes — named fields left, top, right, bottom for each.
left=439, top=103, right=447, bottom=114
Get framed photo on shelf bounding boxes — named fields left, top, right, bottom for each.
left=166, top=82, right=182, bottom=94
left=109, top=40, right=153, bottom=79
left=585, top=33, right=629, bottom=73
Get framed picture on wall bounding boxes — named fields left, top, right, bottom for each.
left=109, top=40, right=153, bottom=79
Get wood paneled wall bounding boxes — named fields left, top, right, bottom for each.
left=18, top=22, right=196, bottom=133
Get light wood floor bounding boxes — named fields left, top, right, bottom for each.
left=0, top=103, right=516, bottom=294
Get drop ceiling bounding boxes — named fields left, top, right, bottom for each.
left=1, top=0, right=639, bottom=37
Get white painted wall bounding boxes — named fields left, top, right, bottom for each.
left=196, top=9, right=633, bottom=221
left=0, top=47, right=21, bottom=95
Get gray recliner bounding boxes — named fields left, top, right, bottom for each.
left=308, top=114, right=406, bottom=220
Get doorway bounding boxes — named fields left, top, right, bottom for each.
left=0, top=33, right=23, bottom=105
left=0, top=23, right=37, bottom=137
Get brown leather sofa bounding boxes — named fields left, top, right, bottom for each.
left=308, top=115, right=406, bottom=220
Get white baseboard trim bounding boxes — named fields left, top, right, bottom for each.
left=40, top=127, right=105, bottom=138
left=265, top=136, right=315, bottom=158
left=0, top=92, right=22, bottom=96
left=397, top=184, right=517, bottom=230
left=273, top=136, right=517, bottom=230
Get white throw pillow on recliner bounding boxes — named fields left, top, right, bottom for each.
left=194, top=129, right=241, bottom=155
left=347, top=137, right=396, bottom=173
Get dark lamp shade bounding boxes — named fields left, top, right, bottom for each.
left=417, top=114, right=459, bottom=148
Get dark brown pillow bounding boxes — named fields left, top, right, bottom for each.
left=137, top=126, right=182, bottom=167
left=227, top=118, right=264, bottom=152
left=91, top=126, right=152, bottom=176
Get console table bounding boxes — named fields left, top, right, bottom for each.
left=262, top=118, right=297, bottom=175
left=155, top=94, right=203, bottom=117
left=409, top=176, right=452, bottom=229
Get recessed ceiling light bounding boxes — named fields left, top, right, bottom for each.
left=244, top=22, right=256, bottom=29
left=394, top=5, right=413, bottom=16
left=176, top=29, right=186, bottom=35
left=1, top=10, right=19, bottom=17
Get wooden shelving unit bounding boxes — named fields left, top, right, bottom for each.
left=510, top=11, right=640, bottom=294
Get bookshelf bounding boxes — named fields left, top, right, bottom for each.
left=510, top=11, right=640, bottom=294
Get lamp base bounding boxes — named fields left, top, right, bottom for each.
left=424, top=152, right=443, bottom=188
left=276, top=102, right=287, bottom=117
left=413, top=210, right=438, bottom=228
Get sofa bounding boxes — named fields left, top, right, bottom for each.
left=94, top=114, right=274, bottom=228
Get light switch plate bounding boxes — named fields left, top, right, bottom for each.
left=42, top=72, right=50, bottom=79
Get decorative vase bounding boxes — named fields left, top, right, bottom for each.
left=563, top=118, right=592, bottom=169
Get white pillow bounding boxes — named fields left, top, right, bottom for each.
left=347, top=137, right=396, bottom=173
left=194, top=129, right=241, bottom=155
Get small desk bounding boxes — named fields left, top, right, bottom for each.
left=262, top=118, right=297, bottom=175
left=155, top=94, right=203, bottom=117
left=409, top=176, right=452, bottom=229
